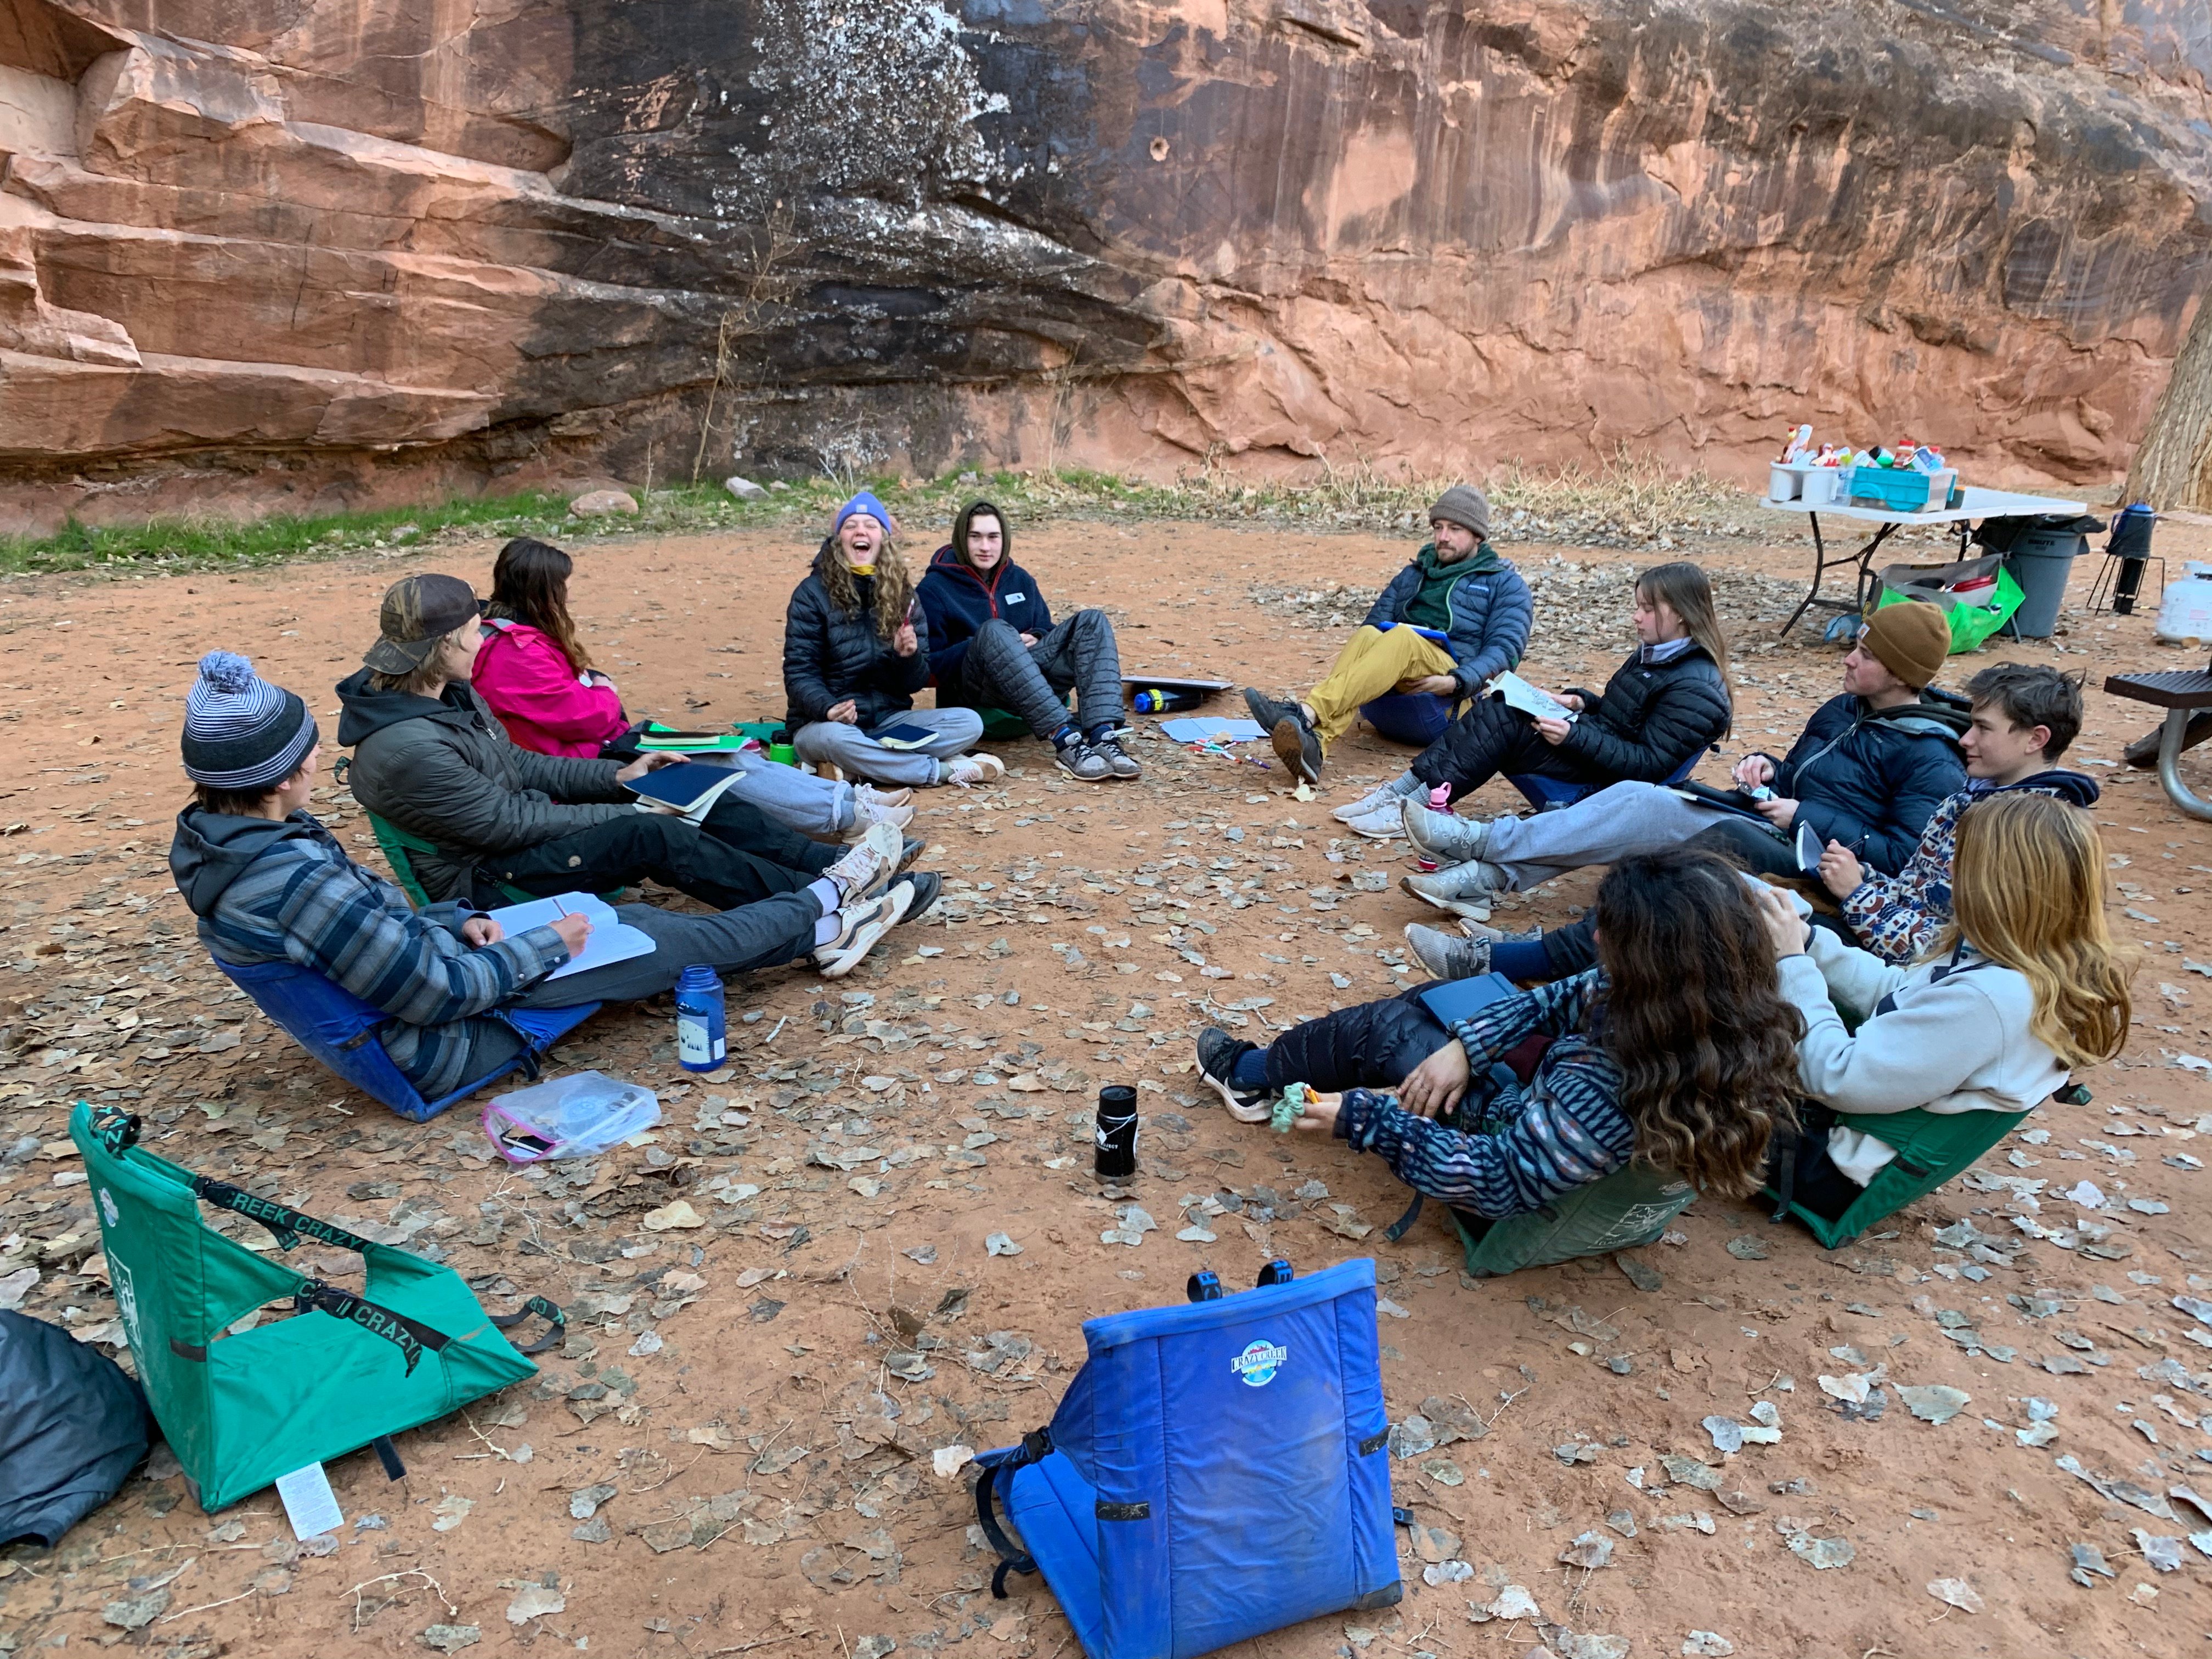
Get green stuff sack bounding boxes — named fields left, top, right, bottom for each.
left=71, top=1101, right=561, bottom=1513
left=1875, top=565, right=2022, bottom=653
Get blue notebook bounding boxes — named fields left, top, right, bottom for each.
left=1374, top=622, right=1451, bottom=642
left=1416, top=970, right=1519, bottom=1026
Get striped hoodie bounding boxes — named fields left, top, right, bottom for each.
left=168, top=807, right=568, bottom=1099
left=1332, top=970, right=1634, bottom=1217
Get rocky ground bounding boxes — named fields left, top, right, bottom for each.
left=1, top=510, right=2209, bottom=1659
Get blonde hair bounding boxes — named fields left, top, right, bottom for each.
left=1637, top=561, right=1733, bottom=734
left=1944, top=792, right=2133, bottom=1069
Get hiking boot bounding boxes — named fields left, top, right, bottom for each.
left=1402, top=797, right=1489, bottom=863
left=1195, top=1026, right=1271, bottom=1123
left=943, top=752, right=1006, bottom=787
left=1405, top=923, right=1491, bottom=981
left=1243, top=689, right=1322, bottom=783
left=1401, top=859, right=1506, bottom=919
left=1054, top=738, right=1113, bottom=782
left=889, top=870, right=942, bottom=922
left=1334, top=776, right=1415, bottom=823
left=1092, top=735, right=1142, bottom=779
left=814, top=883, right=915, bottom=978
left=1342, top=802, right=1409, bottom=840
left=822, top=821, right=903, bottom=904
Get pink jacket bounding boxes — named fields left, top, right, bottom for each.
left=473, top=619, right=627, bottom=757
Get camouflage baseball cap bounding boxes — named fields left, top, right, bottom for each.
left=362, top=573, right=482, bottom=673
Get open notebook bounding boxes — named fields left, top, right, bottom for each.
left=485, top=892, right=656, bottom=981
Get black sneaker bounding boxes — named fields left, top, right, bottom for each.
left=1243, top=688, right=1322, bottom=784
left=1196, top=1026, right=1271, bottom=1123
left=890, top=870, right=942, bottom=922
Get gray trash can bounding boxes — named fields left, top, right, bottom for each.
left=2002, top=527, right=2091, bottom=638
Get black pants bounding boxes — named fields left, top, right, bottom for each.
left=1764, top=1105, right=1862, bottom=1221
left=953, top=612, right=1124, bottom=742
left=1537, top=819, right=1846, bottom=978
left=1411, top=699, right=1597, bottom=802
left=1261, top=991, right=1453, bottom=1093
left=483, top=795, right=838, bottom=911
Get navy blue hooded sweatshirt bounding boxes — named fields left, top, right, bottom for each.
left=917, top=501, right=1055, bottom=687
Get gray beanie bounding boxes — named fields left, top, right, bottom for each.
left=1427, top=485, right=1491, bottom=539
left=181, top=651, right=318, bottom=791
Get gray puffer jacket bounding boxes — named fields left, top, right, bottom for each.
left=336, top=669, right=631, bottom=900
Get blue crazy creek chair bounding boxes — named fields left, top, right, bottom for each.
left=1509, top=747, right=1702, bottom=812
left=211, top=956, right=597, bottom=1123
left=974, top=1257, right=1400, bottom=1659
left=1358, top=690, right=1455, bottom=748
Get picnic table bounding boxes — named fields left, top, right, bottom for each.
left=2106, top=670, right=2212, bottom=822
left=1760, top=484, right=2087, bottom=636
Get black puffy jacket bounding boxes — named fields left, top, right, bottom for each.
left=782, top=546, right=931, bottom=732
left=1762, top=692, right=1968, bottom=874
left=1552, top=644, right=1733, bottom=783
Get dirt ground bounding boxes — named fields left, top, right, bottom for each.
left=2, top=507, right=2210, bottom=1659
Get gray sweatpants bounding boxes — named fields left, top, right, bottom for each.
left=1482, top=781, right=1747, bottom=892
left=512, top=890, right=821, bottom=1006
left=953, top=612, right=1123, bottom=741
left=792, top=706, right=985, bottom=788
left=723, top=749, right=853, bottom=839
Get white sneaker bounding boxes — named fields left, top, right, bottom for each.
left=822, top=820, right=902, bottom=904
left=848, top=793, right=915, bottom=838
left=1333, top=778, right=1414, bottom=823
left=943, top=753, right=1005, bottom=787
left=856, top=783, right=912, bottom=810
left=1343, top=802, right=1408, bottom=840
left=814, top=883, right=915, bottom=978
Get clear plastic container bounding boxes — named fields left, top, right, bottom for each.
left=483, top=1071, right=660, bottom=1163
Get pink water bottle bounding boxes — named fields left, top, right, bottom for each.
left=1415, top=783, right=1452, bottom=872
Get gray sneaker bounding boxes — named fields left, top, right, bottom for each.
left=1055, top=739, right=1113, bottom=782
left=1401, top=797, right=1489, bottom=863
left=1401, top=860, right=1506, bottom=918
left=1334, top=777, right=1415, bottom=823
left=1406, top=923, right=1491, bottom=981
left=1092, top=736, right=1142, bottom=779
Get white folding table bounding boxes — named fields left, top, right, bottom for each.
left=1759, top=485, right=2087, bottom=635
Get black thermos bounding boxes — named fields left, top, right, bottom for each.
left=2109, top=504, right=2155, bottom=616
left=1094, top=1084, right=1139, bottom=1179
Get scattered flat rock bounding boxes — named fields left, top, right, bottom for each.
left=1899, top=1385, right=1970, bottom=1426
left=1926, top=1578, right=1983, bottom=1613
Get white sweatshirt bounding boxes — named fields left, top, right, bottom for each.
left=1778, top=929, right=2065, bottom=1184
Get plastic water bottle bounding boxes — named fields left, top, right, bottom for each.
left=1133, top=687, right=1199, bottom=714
left=674, top=965, right=726, bottom=1071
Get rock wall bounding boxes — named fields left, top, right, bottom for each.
left=1, top=0, right=2208, bottom=525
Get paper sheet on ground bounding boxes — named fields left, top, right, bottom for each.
left=1160, top=716, right=1266, bottom=743
left=487, top=892, right=657, bottom=981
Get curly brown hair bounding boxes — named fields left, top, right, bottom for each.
left=1590, top=849, right=1803, bottom=1198
left=816, top=533, right=916, bottom=641
left=486, top=538, right=594, bottom=675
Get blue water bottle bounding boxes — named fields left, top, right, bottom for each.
left=674, top=964, right=726, bottom=1071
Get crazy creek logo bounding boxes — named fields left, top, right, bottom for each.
left=1231, top=1338, right=1288, bottom=1388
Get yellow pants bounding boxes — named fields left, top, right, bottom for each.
left=1305, top=626, right=1460, bottom=750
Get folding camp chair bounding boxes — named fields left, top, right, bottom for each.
left=973, top=1258, right=1399, bottom=1659
left=211, top=956, right=596, bottom=1123
left=71, top=1102, right=562, bottom=1513
left=1763, top=1105, right=2030, bottom=1248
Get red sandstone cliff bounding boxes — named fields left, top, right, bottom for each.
left=0, top=0, right=2207, bottom=524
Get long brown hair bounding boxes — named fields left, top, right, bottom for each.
left=486, top=538, right=593, bottom=674
left=1590, top=849, right=1802, bottom=1197
left=1946, top=792, right=2133, bottom=1068
left=1637, top=561, right=1733, bottom=733
left=818, top=533, right=917, bottom=641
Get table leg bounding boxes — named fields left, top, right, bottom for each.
left=1781, top=514, right=1836, bottom=635
left=2157, top=708, right=2212, bottom=822
left=1852, top=522, right=1903, bottom=616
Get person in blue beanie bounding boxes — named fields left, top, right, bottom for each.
left=784, top=492, right=1000, bottom=788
